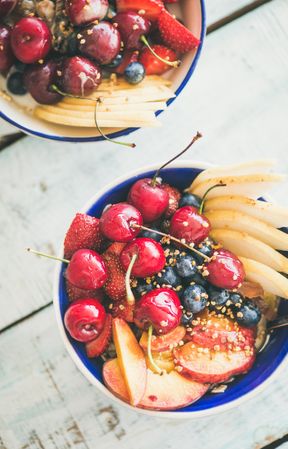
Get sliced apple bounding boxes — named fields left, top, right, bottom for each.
left=239, top=257, right=288, bottom=299
left=190, top=160, right=276, bottom=190
left=103, top=359, right=209, bottom=410
left=206, top=210, right=288, bottom=250
left=205, top=196, right=288, bottom=228
left=173, top=342, right=255, bottom=384
left=139, top=326, right=186, bottom=353
left=112, top=318, right=146, bottom=406
left=188, top=174, right=284, bottom=199
left=210, top=229, right=288, bottom=274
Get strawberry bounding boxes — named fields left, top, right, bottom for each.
left=102, top=252, right=126, bottom=301
left=64, top=213, right=104, bottom=259
left=105, top=242, right=127, bottom=257
left=65, top=279, right=104, bottom=302
left=86, top=314, right=112, bottom=358
left=110, top=298, right=134, bottom=322
left=139, top=45, right=177, bottom=75
left=115, top=50, right=139, bottom=74
left=116, top=0, right=164, bottom=21
left=158, top=9, right=200, bottom=53
left=161, top=183, right=181, bottom=218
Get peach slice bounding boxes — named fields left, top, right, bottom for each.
left=139, top=326, right=186, bottom=353
left=146, top=350, right=175, bottom=373
left=173, top=342, right=255, bottom=384
left=103, top=359, right=209, bottom=410
left=112, top=317, right=146, bottom=406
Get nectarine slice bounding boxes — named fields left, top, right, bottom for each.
left=140, top=326, right=186, bottom=353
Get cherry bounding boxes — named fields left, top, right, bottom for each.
left=99, top=202, right=143, bottom=242
left=128, top=178, right=169, bottom=222
left=24, top=60, right=62, bottom=104
left=0, top=0, right=17, bottom=18
left=79, top=21, right=121, bottom=65
left=66, top=249, right=108, bottom=290
left=66, top=0, right=108, bottom=26
left=170, top=205, right=211, bottom=245
left=60, top=56, right=102, bottom=96
left=113, top=12, right=150, bottom=50
left=203, top=248, right=245, bottom=290
left=11, top=17, right=52, bottom=64
left=120, top=237, right=165, bottom=277
left=0, top=25, right=15, bottom=74
left=64, top=298, right=106, bottom=342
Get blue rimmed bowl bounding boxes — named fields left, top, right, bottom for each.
left=53, top=161, right=288, bottom=418
left=0, top=0, right=205, bottom=143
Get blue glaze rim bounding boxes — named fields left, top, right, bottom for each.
left=0, top=0, right=206, bottom=143
left=54, top=162, right=288, bottom=417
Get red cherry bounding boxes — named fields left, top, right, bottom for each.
left=128, top=178, right=169, bottom=222
left=170, top=206, right=211, bottom=245
left=0, top=25, right=15, bottom=74
left=113, top=12, right=151, bottom=50
left=66, top=249, right=108, bottom=290
left=64, top=298, right=106, bottom=342
left=120, top=237, right=165, bottom=277
left=79, top=22, right=121, bottom=65
left=99, top=202, right=143, bottom=242
left=60, top=56, right=102, bottom=96
left=204, top=248, right=245, bottom=289
left=11, top=17, right=52, bottom=64
left=0, top=0, right=17, bottom=18
left=24, top=60, right=62, bottom=104
left=134, top=288, right=181, bottom=335
left=66, top=0, right=108, bottom=25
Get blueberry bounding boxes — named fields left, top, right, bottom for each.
left=124, top=62, right=145, bottom=84
left=133, top=279, right=153, bottom=298
left=7, top=72, right=27, bottom=95
left=139, top=224, right=162, bottom=242
left=106, top=53, right=123, bottom=68
left=182, top=284, right=208, bottom=314
left=208, top=286, right=230, bottom=307
left=176, top=254, right=198, bottom=278
left=179, top=193, right=202, bottom=209
left=234, top=300, right=261, bottom=328
left=195, top=238, right=215, bottom=259
left=155, top=266, right=181, bottom=288
left=229, top=292, right=244, bottom=308
left=185, top=272, right=208, bottom=288
left=181, top=312, right=193, bottom=326
left=14, top=60, right=27, bottom=72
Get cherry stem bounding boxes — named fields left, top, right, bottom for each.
left=50, top=84, right=136, bottom=149
left=125, top=254, right=138, bottom=306
left=147, top=325, right=165, bottom=375
left=199, top=183, right=227, bottom=214
left=131, top=224, right=210, bottom=261
left=26, top=248, right=70, bottom=264
left=140, top=35, right=181, bottom=69
left=151, top=131, right=202, bottom=187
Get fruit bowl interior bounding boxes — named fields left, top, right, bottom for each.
left=54, top=162, right=288, bottom=417
left=0, top=0, right=205, bottom=142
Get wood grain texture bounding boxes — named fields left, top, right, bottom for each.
left=1, top=0, right=288, bottom=331
left=0, top=306, right=287, bottom=449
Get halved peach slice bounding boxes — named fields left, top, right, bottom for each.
left=140, top=326, right=186, bottom=353
left=112, top=317, right=146, bottom=406
left=103, top=359, right=209, bottom=410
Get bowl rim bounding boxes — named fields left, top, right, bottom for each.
left=53, top=159, right=288, bottom=418
left=0, top=0, right=206, bottom=143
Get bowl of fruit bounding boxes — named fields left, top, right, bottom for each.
left=28, top=139, right=288, bottom=416
left=0, top=0, right=205, bottom=143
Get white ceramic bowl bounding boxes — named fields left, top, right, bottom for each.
left=0, top=0, right=205, bottom=142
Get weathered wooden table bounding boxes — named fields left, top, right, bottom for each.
left=1, top=1, right=288, bottom=448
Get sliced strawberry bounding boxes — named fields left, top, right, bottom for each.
left=102, top=252, right=126, bottom=301
left=139, top=44, right=177, bottom=75
left=140, top=325, right=186, bottom=352
left=86, top=314, right=112, bottom=358
left=105, top=242, right=127, bottom=257
left=116, top=0, right=164, bottom=21
left=174, top=342, right=255, bottom=383
left=115, top=50, right=139, bottom=74
left=64, top=213, right=104, bottom=259
left=158, top=9, right=200, bottom=53
left=161, top=183, right=181, bottom=218
left=65, top=279, right=104, bottom=302
left=110, top=297, right=135, bottom=322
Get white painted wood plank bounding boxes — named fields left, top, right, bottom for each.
left=0, top=0, right=288, bottom=331
left=0, top=306, right=287, bottom=449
